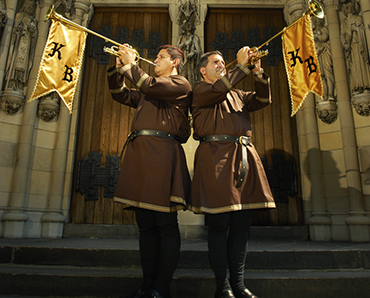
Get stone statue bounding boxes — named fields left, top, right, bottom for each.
left=0, top=0, right=37, bottom=115
left=340, top=0, right=370, bottom=95
left=177, top=0, right=202, bottom=87
left=0, top=0, right=7, bottom=38
left=313, top=17, right=335, bottom=101
left=3, top=0, right=37, bottom=92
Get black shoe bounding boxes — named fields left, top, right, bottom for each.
left=233, top=288, right=259, bottom=298
left=120, top=288, right=149, bottom=298
left=215, top=289, right=236, bottom=298
left=147, top=289, right=172, bottom=298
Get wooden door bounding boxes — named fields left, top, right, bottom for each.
left=205, top=8, right=304, bottom=225
left=69, top=7, right=172, bottom=225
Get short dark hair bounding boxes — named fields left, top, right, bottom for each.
left=159, top=45, right=184, bottom=74
left=198, top=51, right=223, bottom=79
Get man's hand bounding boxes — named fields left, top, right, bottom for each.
left=116, top=57, right=124, bottom=68
left=252, top=59, right=263, bottom=73
left=117, top=43, right=136, bottom=66
left=237, top=46, right=258, bottom=66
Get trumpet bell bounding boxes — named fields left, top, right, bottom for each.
left=308, top=0, right=325, bottom=19
left=45, top=4, right=57, bottom=22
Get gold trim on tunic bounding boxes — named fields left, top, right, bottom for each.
left=256, top=95, right=270, bottom=103
left=188, top=201, right=276, bottom=214
left=254, top=75, right=269, bottom=84
left=118, top=62, right=135, bottom=74
left=236, top=63, right=251, bottom=76
left=220, top=76, right=233, bottom=90
left=114, top=196, right=186, bottom=213
left=110, top=83, right=126, bottom=94
left=136, top=73, right=149, bottom=88
left=107, top=67, right=119, bottom=77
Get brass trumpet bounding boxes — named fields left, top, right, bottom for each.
left=226, top=0, right=324, bottom=68
left=45, top=5, right=157, bottom=66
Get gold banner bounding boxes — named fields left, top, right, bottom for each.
left=29, top=20, right=87, bottom=113
left=282, top=14, right=323, bottom=116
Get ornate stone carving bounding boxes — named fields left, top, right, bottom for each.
left=313, top=17, right=335, bottom=101
left=352, top=90, right=370, bottom=116
left=177, top=0, right=202, bottom=87
left=0, top=0, right=37, bottom=114
left=0, top=89, right=24, bottom=115
left=283, top=0, right=304, bottom=24
left=0, top=0, right=7, bottom=38
left=38, top=92, right=61, bottom=122
left=340, top=1, right=370, bottom=97
left=316, top=99, right=338, bottom=124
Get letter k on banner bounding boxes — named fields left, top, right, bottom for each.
left=282, top=14, right=323, bottom=116
left=29, top=20, right=87, bottom=113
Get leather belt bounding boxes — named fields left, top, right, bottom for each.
left=200, top=135, right=251, bottom=188
left=120, top=129, right=179, bottom=162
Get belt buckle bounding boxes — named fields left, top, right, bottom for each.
left=128, top=130, right=137, bottom=141
left=239, top=136, right=250, bottom=146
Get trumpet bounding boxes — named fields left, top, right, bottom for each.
left=45, top=5, right=157, bottom=66
left=226, top=0, right=324, bottom=68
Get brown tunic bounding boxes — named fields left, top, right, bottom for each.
left=189, top=63, right=276, bottom=214
left=107, top=63, right=192, bottom=212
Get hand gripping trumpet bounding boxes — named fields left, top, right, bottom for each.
left=45, top=5, right=157, bottom=66
left=226, top=0, right=324, bottom=68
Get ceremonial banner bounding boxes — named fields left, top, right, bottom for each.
left=29, top=20, right=87, bottom=113
left=282, top=14, right=323, bottom=116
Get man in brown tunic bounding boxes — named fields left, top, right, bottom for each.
left=189, top=49, right=276, bottom=298
left=107, top=45, right=191, bottom=298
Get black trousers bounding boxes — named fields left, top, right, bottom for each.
left=207, top=209, right=253, bottom=292
left=134, top=208, right=180, bottom=295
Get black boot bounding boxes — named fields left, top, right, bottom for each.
left=232, top=288, right=259, bottom=298
left=147, top=289, right=172, bottom=298
left=214, top=289, right=236, bottom=298
left=120, top=288, right=149, bottom=298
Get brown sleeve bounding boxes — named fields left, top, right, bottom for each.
left=119, top=64, right=191, bottom=103
left=107, top=65, right=141, bottom=108
left=192, top=64, right=252, bottom=108
left=241, top=72, right=272, bottom=112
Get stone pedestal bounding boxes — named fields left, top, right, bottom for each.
left=41, top=212, right=66, bottom=238
left=316, top=99, right=338, bottom=124
left=307, top=213, right=332, bottom=241
left=345, top=212, right=370, bottom=242
left=352, top=90, right=370, bottom=117
left=178, top=210, right=206, bottom=239
left=1, top=211, right=29, bottom=238
left=0, top=89, right=24, bottom=115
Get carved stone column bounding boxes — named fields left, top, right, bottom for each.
left=0, top=0, right=18, bottom=91
left=324, top=0, right=370, bottom=241
left=1, top=0, right=54, bottom=238
left=339, top=1, right=370, bottom=116
left=285, top=0, right=331, bottom=240
left=303, top=94, right=332, bottom=241
left=176, top=0, right=202, bottom=88
left=0, top=0, right=38, bottom=115
left=41, top=0, right=92, bottom=238
left=358, top=0, right=370, bottom=58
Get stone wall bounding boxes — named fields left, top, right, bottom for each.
left=0, top=0, right=370, bottom=241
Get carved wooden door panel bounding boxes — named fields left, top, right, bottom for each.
left=205, top=8, right=304, bottom=225
left=69, top=7, right=171, bottom=225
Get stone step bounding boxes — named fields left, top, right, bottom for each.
left=0, top=264, right=369, bottom=298
left=1, top=238, right=369, bottom=270
left=1, top=236, right=370, bottom=298
left=62, top=224, right=311, bottom=241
